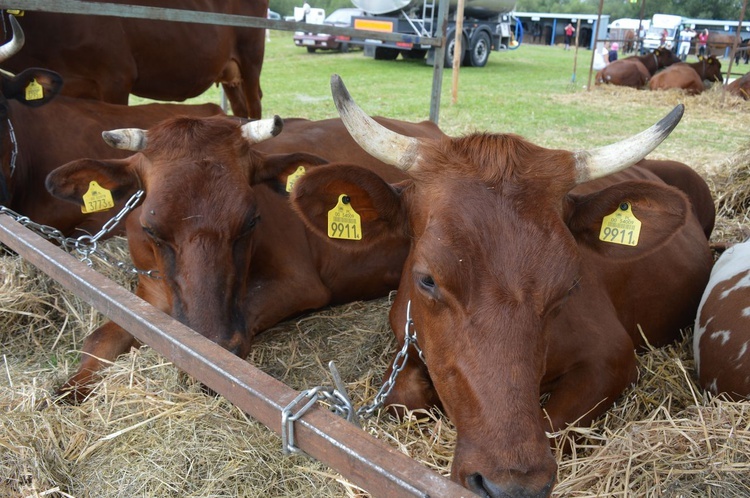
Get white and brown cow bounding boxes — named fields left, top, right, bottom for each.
left=694, top=239, right=750, bottom=400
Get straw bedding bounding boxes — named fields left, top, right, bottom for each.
left=2, top=88, right=750, bottom=497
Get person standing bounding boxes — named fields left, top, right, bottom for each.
left=697, top=29, right=709, bottom=57
left=678, top=25, right=696, bottom=61
left=564, top=22, right=575, bottom=50
left=593, top=41, right=610, bottom=70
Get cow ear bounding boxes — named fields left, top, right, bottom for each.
left=251, top=152, right=330, bottom=194
left=290, top=164, right=409, bottom=248
left=566, top=181, right=695, bottom=261
left=2, top=68, right=63, bottom=107
left=46, top=157, right=141, bottom=207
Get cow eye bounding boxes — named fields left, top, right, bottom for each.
left=239, top=214, right=260, bottom=238
left=416, top=273, right=437, bottom=294
left=141, top=225, right=163, bottom=245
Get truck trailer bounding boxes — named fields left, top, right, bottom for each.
left=344, top=0, right=519, bottom=67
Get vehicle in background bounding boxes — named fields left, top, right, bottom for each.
left=294, top=8, right=365, bottom=53
left=642, top=14, right=683, bottom=51
left=268, top=10, right=281, bottom=21
left=343, top=0, right=519, bottom=67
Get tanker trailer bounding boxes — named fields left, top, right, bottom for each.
left=345, top=0, right=519, bottom=67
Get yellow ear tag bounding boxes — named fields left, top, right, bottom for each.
left=7, top=10, right=24, bottom=16
left=599, top=202, right=641, bottom=246
left=81, top=181, right=116, bottom=214
left=327, top=194, right=362, bottom=240
left=25, top=79, right=44, bottom=101
left=285, top=165, right=306, bottom=193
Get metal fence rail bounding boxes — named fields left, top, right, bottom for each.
left=0, top=215, right=473, bottom=497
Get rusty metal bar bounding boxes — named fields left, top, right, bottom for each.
left=0, top=215, right=473, bottom=497
left=0, top=0, right=441, bottom=47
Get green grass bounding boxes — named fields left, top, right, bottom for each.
left=138, top=32, right=750, bottom=169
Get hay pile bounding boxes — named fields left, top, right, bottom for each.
left=2, top=89, right=750, bottom=498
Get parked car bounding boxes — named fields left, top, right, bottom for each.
left=268, top=10, right=281, bottom=21
left=293, top=8, right=364, bottom=53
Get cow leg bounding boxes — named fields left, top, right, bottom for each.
left=55, top=321, right=139, bottom=404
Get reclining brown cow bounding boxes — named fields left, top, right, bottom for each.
left=649, top=56, right=723, bottom=95
left=597, top=48, right=681, bottom=88
left=291, top=75, right=714, bottom=497
left=45, top=112, right=444, bottom=402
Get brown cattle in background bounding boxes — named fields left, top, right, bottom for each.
left=648, top=56, right=723, bottom=95
left=726, top=72, right=750, bottom=99
left=2, top=2, right=267, bottom=118
left=596, top=48, right=681, bottom=88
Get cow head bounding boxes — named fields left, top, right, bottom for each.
left=0, top=15, right=62, bottom=203
left=46, top=115, right=329, bottom=357
left=653, top=47, right=681, bottom=68
left=292, top=75, right=684, bottom=497
left=697, top=55, right=723, bottom=82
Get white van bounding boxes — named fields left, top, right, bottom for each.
left=642, top=14, right=682, bottom=51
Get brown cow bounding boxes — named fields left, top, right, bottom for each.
left=648, top=57, right=723, bottom=95
left=694, top=238, right=750, bottom=400
left=0, top=16, right=223, bottom=238
left=291, top=75, right=714, bottom=497
left=597, top=48, right=681, bottom=88
left=45, top=113, right=444, bottom=402
left=2, top=2, right=266, bottom=118
left=727, top=72, right=750, bottom=99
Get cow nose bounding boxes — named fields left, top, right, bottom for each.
left=466, top=473, right=554, bottom=498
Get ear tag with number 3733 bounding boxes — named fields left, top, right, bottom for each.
left=327, top=194, right=362, bottom=240
left=599, top=202, right=641, bottom=246
left=285, top=166, right=306, bottom=192
left=81, top=181, right=115, bottom=214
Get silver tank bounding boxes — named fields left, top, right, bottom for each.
left=351, top=0, right=517, bottom=19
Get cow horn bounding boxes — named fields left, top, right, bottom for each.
left=573, top=104, right=684, bottom=184
left=240, top=115, right=283, bottom=143
left=330, top=74, right=421, bottom=171
left=0, top=16, right=24, bottom=63
left=102, top=129, right=148, bottom=151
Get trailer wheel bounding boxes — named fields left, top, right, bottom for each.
left=374, top=47, right=399, bottom=60
left=444, top=31, right=467, bottom=67
left=402, top=49, right=427, bottom=60
left=467, top=31, right=491, bottom=67
left=306, top=47, right=316, bottom=53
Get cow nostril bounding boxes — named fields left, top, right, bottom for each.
left=466, top=472, right=555, bottom=498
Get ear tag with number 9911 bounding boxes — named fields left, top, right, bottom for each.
left=327, top=194, right=362, bottom=240
left=285, top=165, right=306, bottom=192
left=81, top=181, right=115, bottom=213
left=25, top=79, right=44, bottom=101
left=599, top=202, right=641, bottom=246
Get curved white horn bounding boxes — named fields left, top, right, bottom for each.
left=330, top=74, right=421, bottom=171
left=240, top=115, right=283, bottom=143
left=102, top=128, right=148, bottom=151
left=0, top=16, right=24, bottom=63
left=573, top=104, right=684, bottom=184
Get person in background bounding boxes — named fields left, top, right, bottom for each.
left=593, top=41, right=610, bottom=70
left=266, top=8, right=271, bottom=42
left=609, top=42, right=619, bottom=63
left=678, top=25, right=696, bottom=62
left=302, top=1, right=311, bottom=23
left=564, top=22, right=575, bottom=50
left=660, top=28, right=668, bottom=47
left=697, top=29, right=709, bottom=57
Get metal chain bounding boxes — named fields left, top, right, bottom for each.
left=0, top=189, right=158, bottom=277
left=281, top=300, right=425, bottom=454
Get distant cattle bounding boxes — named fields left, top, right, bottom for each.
left=735, top=38, right=750, bottom=64
left=623, top=29, right=636, bottom=54
left=45, top=113, right=444, bottom=402
left=597, top=48, right=681, bottom=88
left=0, top=16, right=223, bottom=238
left=291, top=75, right=714, bottom=497
left=694, top=238, right=750, bottom=400
left=2, top=2, right=267, bottom=118
left=726, top=72, right=750, bottom=99
left=648, top=57, right=723, bottom=95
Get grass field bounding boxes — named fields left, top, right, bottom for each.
left=4, top=32, right=750, bottom=497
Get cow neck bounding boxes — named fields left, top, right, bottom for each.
left=0, top=117, right=17, bottom=202
left=651, top=52, right=659, bottom=72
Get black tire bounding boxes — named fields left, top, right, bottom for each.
left=467, top=31, right=491, bottom=67
left=306, top=46, right=316, bottom=53
left=339, top=43, right=349, bottom=53
left=402, top=49, right=427, bottom=60
left=374, top=47, right=399, bottom=60
left=444, top=30, right=466, bottom=67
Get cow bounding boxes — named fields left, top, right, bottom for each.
left=290, top=75, right=714, bottom=497
left=596, top=48, right=681, bottom=88
left=726, top=72, right=750, bottom=100
left=648, top=56, right=723, bottom=95
left=2, top=2, right=267, bottom=119
left=0, top=16, right=224, bottom=238
left=44, top=112, right=444, bottom=402
left=734, top=38, right=750, bottom=64
left=694, top=239, right=750, bottom=400
left=623, top=29, right=636, bottom=54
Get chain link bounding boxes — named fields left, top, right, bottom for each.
left=0, top=189, right=158, bottom=277
left=281, top=300, right=426, bottom=455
